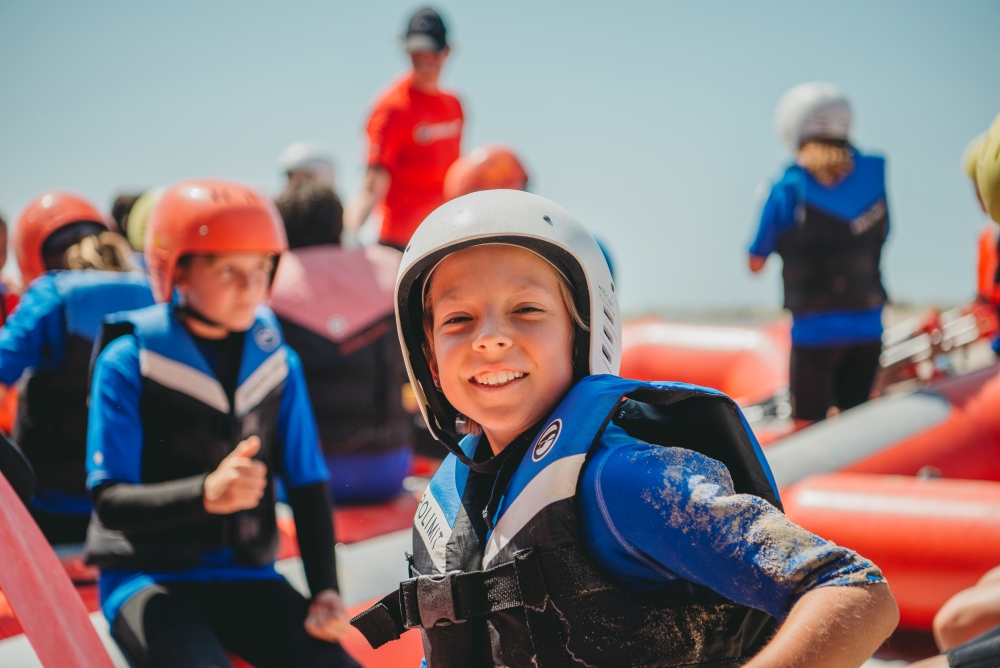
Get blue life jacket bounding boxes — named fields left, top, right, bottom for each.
left=354, top=375, right=782, bottom=668
left=775, top=152, right=889, bottom=315
left=84, top=304, right=289, bottom=571
left=14, top=271, right=154, bottom=518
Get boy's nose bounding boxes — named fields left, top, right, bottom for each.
left=472, top=314, right=513, bottom=350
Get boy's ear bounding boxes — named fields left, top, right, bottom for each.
left=427, top=354, right=441, bottom=389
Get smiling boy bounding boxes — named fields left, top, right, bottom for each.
left=353, top=189, right=898, bottom=668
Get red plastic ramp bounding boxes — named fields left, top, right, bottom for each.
left=0, top=472, right=114, bottom=668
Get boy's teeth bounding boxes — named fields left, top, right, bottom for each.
left=476, top=371, right=523, bottom=386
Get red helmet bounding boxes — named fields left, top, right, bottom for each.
left=14, top=191, right=108, bottom=283
left=145, top=179, right=288, bottom=303
left=443, top=145, right=529, bottom=201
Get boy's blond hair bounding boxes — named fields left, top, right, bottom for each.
left=797, top=140, right=854, bottom=187
left=421, top=253, right=587, bottom=436
left=65, top=232, right=136, bottom=273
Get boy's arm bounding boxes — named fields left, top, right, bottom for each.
left=748, top=181, right=796, bottom=272
left=0, top=276, right=67, bottom=388
left=744, top=583, right=898, bottom=668
left=287, top=482, right=338, bottom=594
left=277, top=347, right=349, bottom=642
left=587, top=442, right=890, bottom=621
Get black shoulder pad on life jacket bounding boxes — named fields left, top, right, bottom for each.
left=88, top=320, right=137, bottom=389
left=613, top=390, right=783, bottom=511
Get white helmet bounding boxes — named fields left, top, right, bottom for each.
left=395, top=189, right=619, bottom=450
left=775, top=82, right=852, bottom=153
left=278, top=142, right=335, bottom=187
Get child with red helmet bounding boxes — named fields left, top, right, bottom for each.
left=0, top=191, right=151, bottom=543
left=85, top=180, right=359, bottom=667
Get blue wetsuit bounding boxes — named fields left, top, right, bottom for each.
left=87, top=305, right=330, bottom=624
left=0, top=270, right=153, bottom=537
left=750, top=149, right=889, bottom=347
left=391, top=376, right=884, bottom=667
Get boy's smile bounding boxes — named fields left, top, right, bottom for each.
left=471, top=369, right=526, bottom=387
left=426, top=244, right=576, bottom=453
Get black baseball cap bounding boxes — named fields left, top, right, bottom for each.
left=403, top=8, right=448, bottom=53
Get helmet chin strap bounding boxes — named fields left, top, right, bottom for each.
left=175, top=302, right=226, bottom=330
left=427, top=415, right=510, bottom=474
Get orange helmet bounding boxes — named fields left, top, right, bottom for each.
left=443, top=144, right=529, bottom=201
left=14, top=191, right=108, bottom=283
left=145, top=179, right=288, bottom=302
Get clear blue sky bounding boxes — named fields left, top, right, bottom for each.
left=1, top=0, right=998, bottom=314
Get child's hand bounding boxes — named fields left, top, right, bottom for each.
left=304, top=588, right=352, bottom=642
left=203, top=436, right=267, bottom=514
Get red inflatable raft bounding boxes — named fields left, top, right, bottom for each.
left=784, top=472, right=1000, bottom=629
left=620, top=317, right=794, bottom=443
left=765, top=363, right=1000, bottom=488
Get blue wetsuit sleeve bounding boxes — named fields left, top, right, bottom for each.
left=749, top=181, right=798, bottom=258
left=278, top=346, right=330, bottom=488
left=0, top=276, right=67, bottom=385
left=584, top=441, right=885, bottom=620
left=86, top=337, right=144, bottom=488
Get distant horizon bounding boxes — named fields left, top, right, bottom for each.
left=2, top=0, right=998, bottom=314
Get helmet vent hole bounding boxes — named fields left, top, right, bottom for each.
left=542, top=215, right=552, bottom=224
left=603, top=306, right=615, bottom=325
left=601, top=344, right=613, bottom=364
left=603, top=327, right=614, bottom=345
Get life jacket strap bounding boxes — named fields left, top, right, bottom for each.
left=350, top=545, right=610, bottom=664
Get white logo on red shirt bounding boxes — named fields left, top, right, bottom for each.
left=413, top=119, right=462, bottom=145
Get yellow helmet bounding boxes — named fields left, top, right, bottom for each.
left=962, top=133, right=986, bottom=181
left=978, top=112, right=1000, bottom=223
left=125, top=186, right=166, bottom=252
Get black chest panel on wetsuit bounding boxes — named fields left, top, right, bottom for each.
left=85, top=325, right=284, bottom=571
left=776, top=201, right=888, bottom=314
left=15, top=333, right=97, bottom=496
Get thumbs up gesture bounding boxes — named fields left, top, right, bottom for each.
left=203, top=436, right=268, bottom=515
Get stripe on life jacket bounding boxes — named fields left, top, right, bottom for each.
left=234, top=348, right=288, bottom=416
left=483, top=453, right=586, bottom=567
left=139, top=348, right=230, bottom=414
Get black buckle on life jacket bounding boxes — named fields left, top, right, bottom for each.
left=409, top=570, right=466, bottom=628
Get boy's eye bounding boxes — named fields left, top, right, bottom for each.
left=442, top=315, right=471, bottom=325
left=515, top=305, right=543, bottom=314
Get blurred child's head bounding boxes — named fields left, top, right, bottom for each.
left=395, top=190, right=618, bottom=453
left=275, top=179, right=343, bottom=249
left=174, top=252, right=277, bottom=332
left=144, top=180, right=287, bottom=335
left=14, top=191, right=109, bottom=283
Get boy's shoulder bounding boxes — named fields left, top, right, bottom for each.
left=95, top=332, right=141, bottom=377
left=51, top=269, right=149, bottom=290
left=587, top=424, right=735, bottom=498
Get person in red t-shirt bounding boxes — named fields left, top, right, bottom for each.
left=344, top=7, right=464, bottom=250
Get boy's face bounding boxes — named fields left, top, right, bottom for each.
left=427, top=244, right=575, bottom=451
left=175, top=253, right=274, bottom=332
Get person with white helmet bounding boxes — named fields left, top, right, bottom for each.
left=749, top=82, right=890, bottom=427
left=279, top=142, right=337, bottom=190
left=351, top=190, right=897, bottom=667
left=343, top=7, right=464, bottom=251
